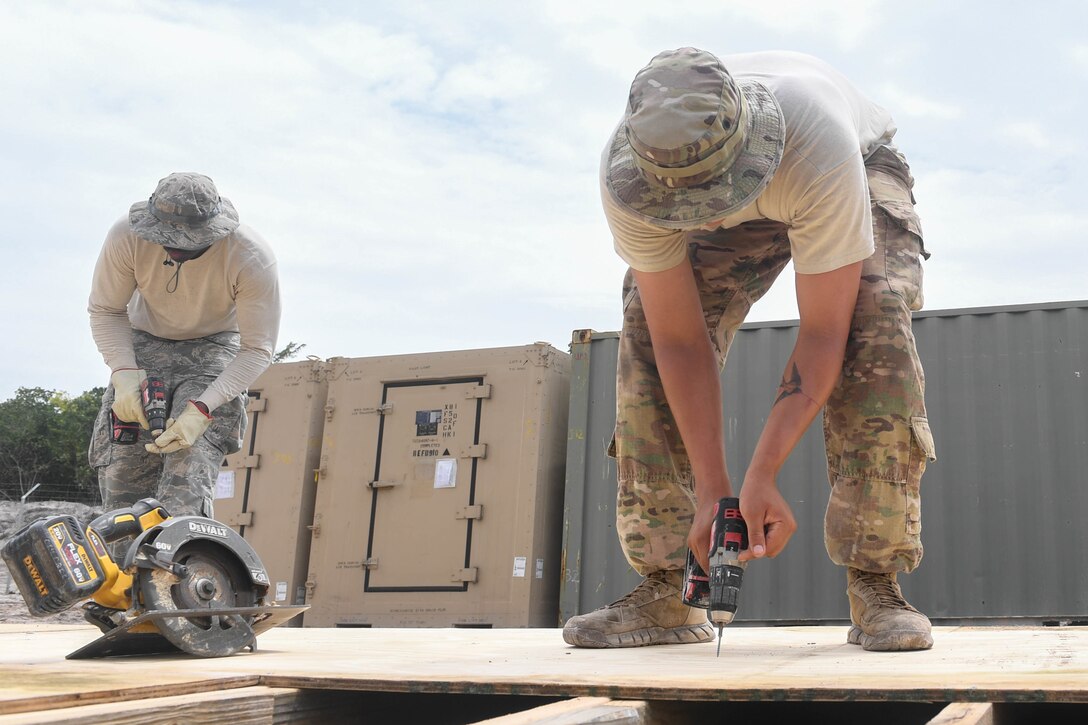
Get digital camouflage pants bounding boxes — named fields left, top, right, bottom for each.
left=614, top=146, right=937, bottom=577
left=89, top=330, right=247, bottom=520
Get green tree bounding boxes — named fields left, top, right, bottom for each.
left=0, top=387, right=59, bottom=501
left=0, top=387, right=104, bottom=503
left=273, top=341, right=307, bottom=363
left=49, top=387, right=104, bottom=498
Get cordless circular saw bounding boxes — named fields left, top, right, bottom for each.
left=1, top=498, right=306, bottom=659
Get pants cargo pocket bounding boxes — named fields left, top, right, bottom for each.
left=202, top=395, right=247, bottom=456
left=88, top=397, right=115, bottom=470
left=824, top=413, right=930, bottom=573
left=825, top=474, right=922, bottom=573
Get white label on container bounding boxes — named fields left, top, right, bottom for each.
left=535, top=558, right=544, bottom=579
left=214, top=471, right=235, bottom=499
left=275, top=581, right=288, bottom=602
left=512, top=556, right=527, bottom=577
left=434, top=458, right=457, bottom=488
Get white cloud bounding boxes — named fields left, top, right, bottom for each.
left=1071, top=44, right=1088, bottom=71
left=880, top=84, right=963, bottom=120
left=996, top=121, right=1052, bottom=151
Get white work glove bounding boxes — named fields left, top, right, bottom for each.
left=145, top=401, right=213, bottom=454
left=110, top=369, right=150, bottom=430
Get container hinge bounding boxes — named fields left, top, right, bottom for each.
left=307, top=524, right=321, bottom=538
left=367, top=479, right=400, bottom=489
left=465, top=384, right=492, bottom=399
left=455, top=505, right=483, bottom=520
left=452, top=567, right=478, bottom=583
left=304, top=579, right=316, bottom=598
left=324, top=400, right=335, bottom=422
left=461, top=444, right=487, bottom=459
left=363, top=558, right=379, bottom=570
left=235, top=454, right=260, bottom=470
left=225, top=511, right=253, bottom=527
left=246, top=397, right=267, bottom=413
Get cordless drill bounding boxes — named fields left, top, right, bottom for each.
left=110, top=375, right=169, bottom=443
left=682, top=496, right=748, bottom=656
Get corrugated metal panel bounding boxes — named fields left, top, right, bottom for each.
left=561, top=301, right=1088, bottom=624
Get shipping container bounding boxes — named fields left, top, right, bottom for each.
left=304, top=344, right=570, bottom=627
left=217, top=359, right=329, bottom=619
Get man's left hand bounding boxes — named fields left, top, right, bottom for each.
left=145, top=401, right=213, bottom=454
left=738, top=473, right=797, bottom=562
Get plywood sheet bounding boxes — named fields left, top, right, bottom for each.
left=0, top=624, right=1085, bottom=717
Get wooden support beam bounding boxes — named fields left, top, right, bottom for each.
left=472, top=697, right=650, bottom=724
left=926, top=702, right=994, bottom=725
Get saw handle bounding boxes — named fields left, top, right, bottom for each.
left=89, top=498, right=170, bottom=544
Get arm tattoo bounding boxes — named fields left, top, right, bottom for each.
left=774, top=363, right=805, bottom=406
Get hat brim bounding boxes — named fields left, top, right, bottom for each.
left=129, top=197, right=240, bottom=250
left=604, top=80, right=785, bottom=229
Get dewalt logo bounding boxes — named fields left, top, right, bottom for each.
left=22, top=555, right=48, bottom=597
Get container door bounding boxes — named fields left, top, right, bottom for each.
left=365, top=377, right=485, bottom=592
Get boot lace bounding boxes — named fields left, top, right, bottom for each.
left=854, top=570, right=915, bottom=610
left=609, top=570, right=674, bottom=607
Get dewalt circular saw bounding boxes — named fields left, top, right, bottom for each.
left=2, top=498, right=305, bottom=659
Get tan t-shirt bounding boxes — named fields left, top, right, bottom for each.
left=88, top=216, right=281, bottom=411
left=603, top=51, right=897, bottom=274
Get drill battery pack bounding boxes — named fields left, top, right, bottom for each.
left=1, top=515, right=105, bottom=616
left=682, top=549, right=711, bottom=608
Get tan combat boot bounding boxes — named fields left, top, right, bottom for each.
left=562, top=569, right=713, bottom=648
left=846, top=567, right=933, bottom=651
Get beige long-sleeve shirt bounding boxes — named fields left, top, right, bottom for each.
left=88, top=216, right=281, bottom=411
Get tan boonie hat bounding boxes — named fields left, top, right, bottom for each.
left=129, top=172, right=240, bottom=250
left=604, top=48, right=785, bottom=229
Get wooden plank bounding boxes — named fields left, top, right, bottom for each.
left=926, top=702, right=995, bottom=725
left=472, top=697, right=649, bottom=724
left=0, top=625, right=1085, bottom=715
left=0, top=686, right=278, bottom=724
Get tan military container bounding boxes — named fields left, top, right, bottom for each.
left=216, top=359, right=328, bottom=620
left=303, top=344, right=570, bottom=628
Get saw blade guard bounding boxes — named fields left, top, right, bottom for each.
left=138, top=539, right=264, bottom=657
left=121, top=515, right=271, bottom=592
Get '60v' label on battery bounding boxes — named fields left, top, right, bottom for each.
left=47, top=523, right=97, bottom=586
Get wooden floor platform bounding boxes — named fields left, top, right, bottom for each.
left=0, top=624, right=1085, bottom=723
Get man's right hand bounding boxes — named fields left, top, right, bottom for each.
left=110, top=368, right=150, bottom=430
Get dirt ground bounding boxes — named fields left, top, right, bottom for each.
left=0, top=500, right=103, bottom=625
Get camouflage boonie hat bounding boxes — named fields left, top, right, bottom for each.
left=604, top=48, right=785, bottom=229
left=129, top=172, right=240, bottom=250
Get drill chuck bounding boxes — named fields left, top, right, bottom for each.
left=708, top=556, right=745, bottom=626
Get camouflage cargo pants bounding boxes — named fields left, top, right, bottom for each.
left=614, top=145, right=936, bottom=576
left=89, top=330, right=247, bottom=520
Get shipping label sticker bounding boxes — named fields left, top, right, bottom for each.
left=275, top=581, right=288, bottom=602
left=512, top=556, right=527, bottom=578
left=215, top=471, right=235, bottom=499
left=434, top=457, right=457, bottom=488
left=535, top=558, right=544, bottom=579
left=416, top=409, right=442, bottom=436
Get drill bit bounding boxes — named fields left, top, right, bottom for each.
left=716, top=625, right=724, bottom=657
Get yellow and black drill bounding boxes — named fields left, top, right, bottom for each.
left=683, top=496, right=749, bottom=656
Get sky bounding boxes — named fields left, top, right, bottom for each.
left=1, top=0, right=1085, bottom=400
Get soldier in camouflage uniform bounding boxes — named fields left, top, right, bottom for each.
left=563, top=49, right=937, bottom=652
left=88, top=173, right=280, bottom=521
